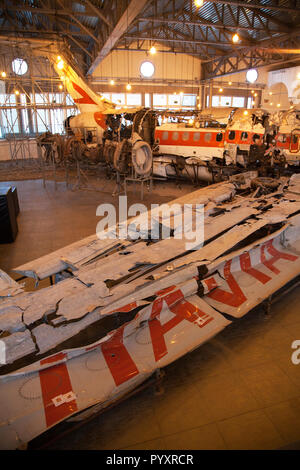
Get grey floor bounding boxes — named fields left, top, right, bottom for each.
left=1, top=178, right=300, bottom=450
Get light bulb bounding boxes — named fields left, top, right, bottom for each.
left=1, top=72, right=6, bottom=78
left=149, top=46, right=156, bottom=55
left=57, top=60, right=64, bottom=70
left=14, top=90, right=19, bottom=95
left=232, top=33, right=240, bottom=43
left=126, top=83, right=132, bottom=91
left=110, top=79, right=115, bottom=85
left=228, top=81, right=232, bottom=85
left=58, top=84, right=63, bottom=90
left=243, top=110, right=248, bottom=115
left=188, top=119, right=194, bottom=125
left=194, top=0, right=204, bottom=7
left=219, top=88, right=223, bottom=92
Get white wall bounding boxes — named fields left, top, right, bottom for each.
left=92, top=47, right=202, bottom=83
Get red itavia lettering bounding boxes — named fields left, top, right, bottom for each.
left=101, top=326, right=139, bottom=386
left=72, top=82, right=97, bottom=105
left=261, top=239, right=298, bottom=274
left=240, top=252, right=272, bottom=284
left=39, top=352, right=78, bottom=428
left=204, top=259, right=246, bottom=308
left=149, top=289, right=213, bottom=362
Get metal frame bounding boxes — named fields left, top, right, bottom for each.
left=1, top=1, right=300, bottom=78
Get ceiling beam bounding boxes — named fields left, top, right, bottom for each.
left=86, top=0, right=148, bottom=75
left=135, top=16, right=284, bottom=34
left=123, top=34, right=254, bottom=48
left=210, top=0, right=299, bottom=13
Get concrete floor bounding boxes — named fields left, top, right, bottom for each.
left=1, top=178, right=300, bottom=450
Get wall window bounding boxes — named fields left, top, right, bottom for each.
left=168, top=94, right=181, bottom=106
left=140, top=61, right=155, bottom=78
left=126, top=94, right=141, bottom=106
left=232, top=97, right=245, bottom=107
left=212, top=96, right=220, bottom=107
left=220, top=96, right=231, bottom=107
left=12, top=58, right=28, bottom=75
left=182, top=95, right=196, bottom=107
left=153, top=94, right=167, bottom=107
left=112, top=93, right=125, bottom=105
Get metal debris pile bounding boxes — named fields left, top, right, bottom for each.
left=0, top=173, right=300, bottom=448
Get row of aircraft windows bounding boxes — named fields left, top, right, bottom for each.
left=161, top=131, right=224, bottom=142
left=160, top=130, right=263, bottom=143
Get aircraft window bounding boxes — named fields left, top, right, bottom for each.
left=293, top=135, right=298, bottom=144
left=193, top=132, right=200, bottom=142
left=162, top=131, right=169, bottom=140
left=172, top=132, right=179, bottom=141
left=216, top=132, right=223, bottom=142
left=204, top=132, right=212, bottom=142
left=182, top=132, right=189, bottom=141
left=228, top=131, right=235, bottom=140
left=252, top=133, right=260, bottom=142
left=277, top=134, right=287, bottom=143
left=241, top=132, right=248, bottom=140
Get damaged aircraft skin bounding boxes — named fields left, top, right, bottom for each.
left=1, top=174, right=300, bottom=449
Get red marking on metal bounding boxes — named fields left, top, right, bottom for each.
left=101, top=326, right=139, bottom=386
left=204, top=259, right=247, bottom=307
left=155, top=285, right=176, bottom=296
left=149, top=288, right=213, bottom=361
left=72, top=81, right=97, bottom=105
left=94, top=112, right=107, bottom=129
left=261, top=240, right=298, bottom=274
left=240, top=252, right=272, bottom=284
left=39, top=354, right=77, bottom=428
left=40, top=352, right=66, bottom=365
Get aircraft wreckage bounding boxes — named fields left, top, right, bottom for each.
left=1, top=173, right=300, bottom=449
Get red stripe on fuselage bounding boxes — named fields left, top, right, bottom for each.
left=39, top=353, right=78, bottom=428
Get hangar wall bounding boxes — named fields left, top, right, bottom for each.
left=91, top=47, right=202, bottom=85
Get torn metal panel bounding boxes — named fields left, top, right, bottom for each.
left=0, top=292, right=229, bottom=449
left=1, top=331, right=37, bottom=364
left=0, top=270, right=23, bottom=298
left=203, top=224, right=300, bottom=318
left=13, top=182, right=236, bottom=281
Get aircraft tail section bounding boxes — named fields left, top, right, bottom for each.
left=52, top=56, right=115, bottom=114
